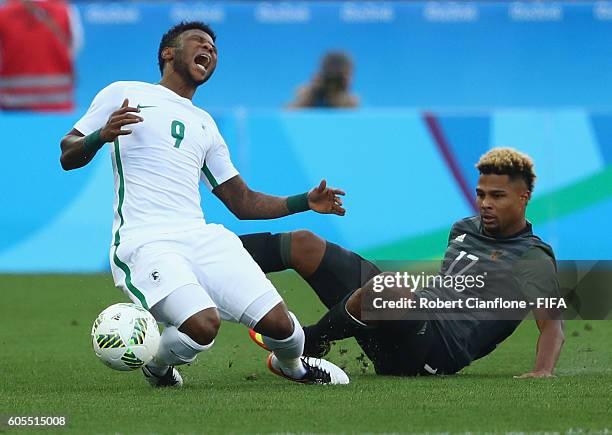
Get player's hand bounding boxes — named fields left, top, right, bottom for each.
left=99, top=99, right=143, bottom=143
left=514, top=371, right=556, bottom=379
left=307, top=179, right=346, bottom=216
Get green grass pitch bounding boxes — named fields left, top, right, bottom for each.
left=1, top=273, right=611, bottom=433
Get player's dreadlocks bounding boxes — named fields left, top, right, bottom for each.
left=158, top=21, right=216, bottom=75
left=476, top=148, right=536, bottom=192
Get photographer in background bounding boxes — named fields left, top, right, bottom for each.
left=288, top=51, right=359, bottom=109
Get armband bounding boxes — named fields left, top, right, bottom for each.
left=83, top=129, right=106, bottom=154
left=286, top=193, right=310, bottom=213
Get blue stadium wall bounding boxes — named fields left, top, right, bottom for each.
left=72, top=1, right=612, bottom=110
left=1, top=1, right=611, bottom=272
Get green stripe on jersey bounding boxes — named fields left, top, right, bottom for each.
left=112, top=246, right=148, bottom=309
left=113, top=139, right=126, bottom=246
left=201, top=163, right=218, bottom=188
left=110, top=140, right=147, bottom=309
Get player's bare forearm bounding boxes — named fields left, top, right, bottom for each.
left=60, top=99, right=142, bottom=171
left=60, top=130, right=93, bottom=170
left=533, top=318, right=564, bottom=374
left=516, top=318, right=564, bottom=378
left=213, top=176, right=292, bottom=219
left=213, top=176, right=345, bottom=220
left=242, top=191, right=292, bottom=219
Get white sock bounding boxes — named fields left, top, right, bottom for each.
left=147, top=326, right=213, bottom=376
left=262, top=312, right=307, bottom=379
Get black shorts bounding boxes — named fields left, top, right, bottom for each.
left=314, top=242, right=457, bottom=376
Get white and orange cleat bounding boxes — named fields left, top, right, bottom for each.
left=266, top=353, right=349, bottom=385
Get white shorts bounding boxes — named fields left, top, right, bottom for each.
left=110, top=223, right=283, bottom=327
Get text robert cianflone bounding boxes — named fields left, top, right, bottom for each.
left=371, top=297, right=567, bottom=310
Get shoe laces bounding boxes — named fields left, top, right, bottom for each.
left=301, top=357, right=332, bottom=383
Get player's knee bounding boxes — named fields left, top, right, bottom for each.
left=366, top=271, right=397, bottom=292
left=346, top=288, right=363, bottom=318
left=291, top=230, right=324, bottom=259
left=254, top=303, right=295, bottom=340
left=179, top=308, right=221, bottom=346
left=271, top=314, right=295, bottom=339
left=347, top=287, right=384, bottom=326
left=290, top=230, right=326, bottom=276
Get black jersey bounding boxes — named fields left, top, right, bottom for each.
left=417, top=216, right=559, bottom=371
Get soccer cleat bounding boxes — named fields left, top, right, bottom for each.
left=142, top=365, right=183, bottom=388
left=248, top=328, right=270, bottom=351
left=266, top=353, right=349, bottom=385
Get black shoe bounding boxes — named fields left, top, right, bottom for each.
left=267, top=354, right=349, bottom=385
left=142, top=365, right=183, bottom=387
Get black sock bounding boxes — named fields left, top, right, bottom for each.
left=305, top=293, right=367, bottom=344
left=306, top=241, right=380, bottom=308
left=239, top=232, right=291, bottom=273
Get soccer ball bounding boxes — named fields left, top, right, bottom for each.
left=91, top=303, right=160, bottom=371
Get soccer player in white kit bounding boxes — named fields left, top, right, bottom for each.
left=60, top=22, right=349, bottom=386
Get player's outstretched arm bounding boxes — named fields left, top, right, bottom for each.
left=213, top=177, right=345, bottom=220
left=515, top=316, right=564, bottom=379
left=60, top=99, right=142, bottom=170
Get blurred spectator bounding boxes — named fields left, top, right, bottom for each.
left=0, top=0, right=83, bottom=111
left=288, top=51, right=358, bottom=109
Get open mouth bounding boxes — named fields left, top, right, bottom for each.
left=194, top=53, right=212, bottom=73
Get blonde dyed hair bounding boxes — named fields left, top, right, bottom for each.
left=476, top=147, right=536, bottom=192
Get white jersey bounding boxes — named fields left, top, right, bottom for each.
left=74, top=81, right=238, bottom=245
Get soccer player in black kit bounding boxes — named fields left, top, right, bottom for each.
left=240, top=148, right=565, bottom=378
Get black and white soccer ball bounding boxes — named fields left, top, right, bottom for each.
left=91, top=303, right=160, bottom=371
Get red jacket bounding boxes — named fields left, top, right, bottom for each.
left=0, top=0, right=74, bottom=111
